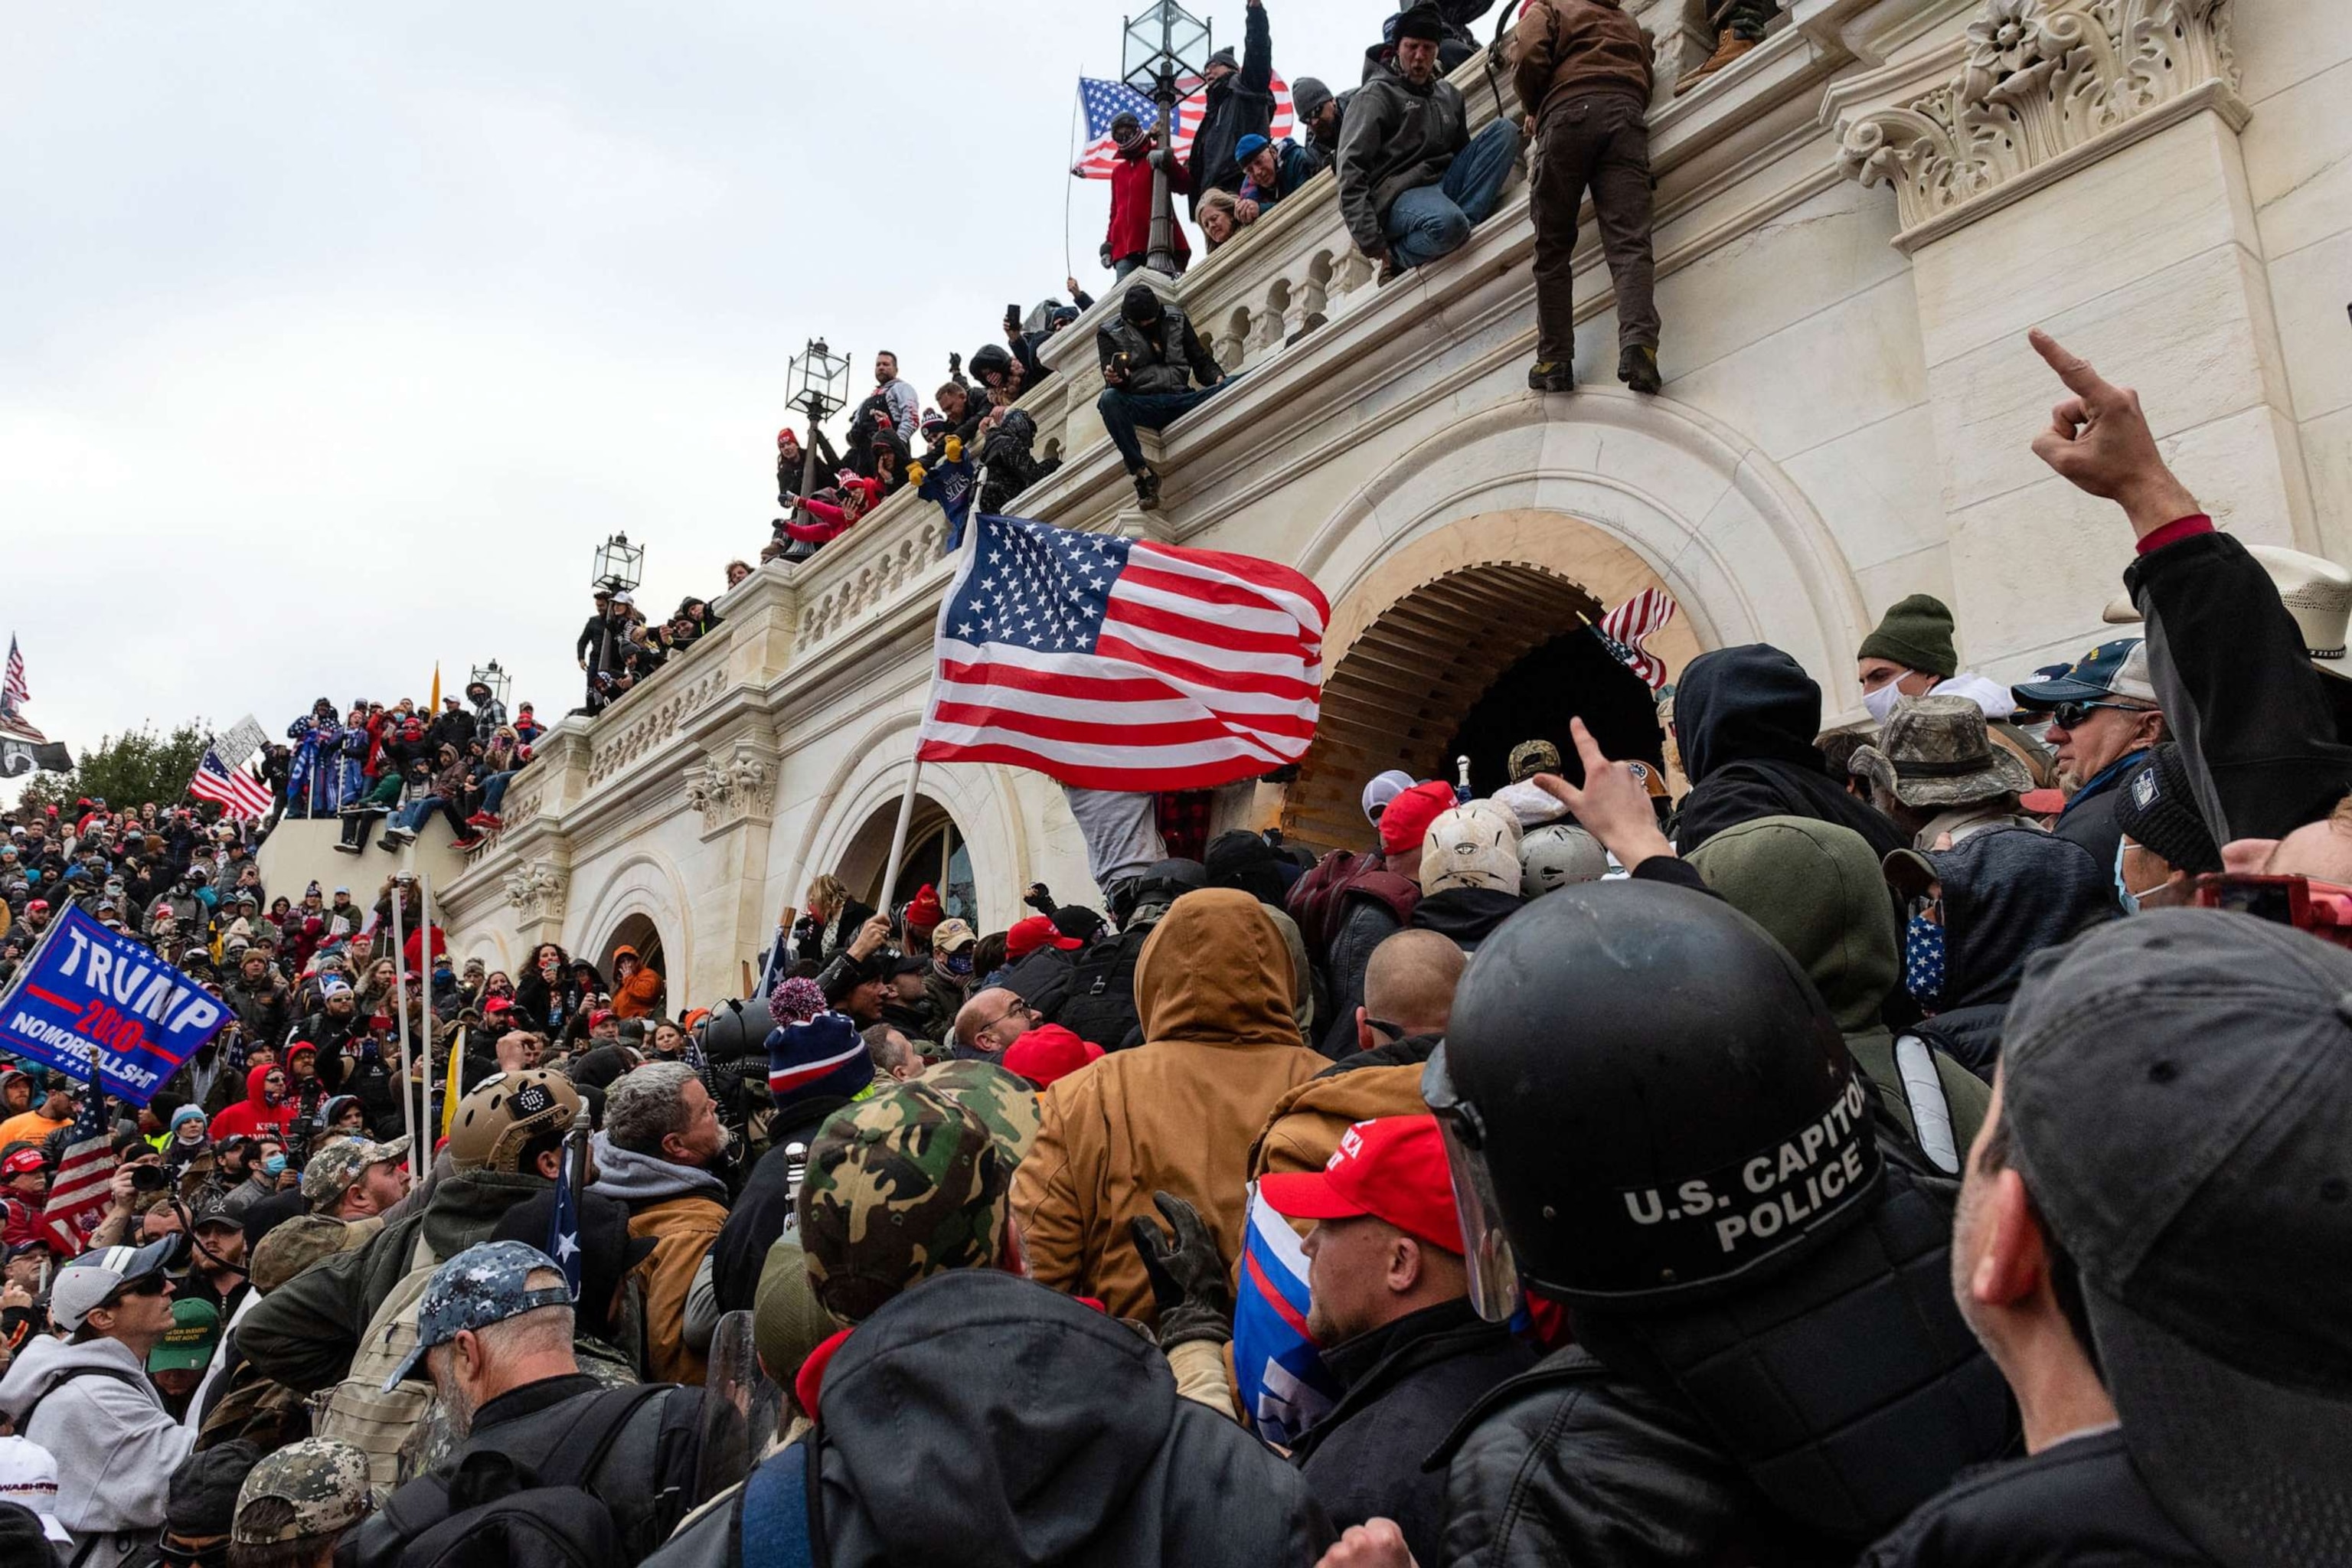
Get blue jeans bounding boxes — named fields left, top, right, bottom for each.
left=1096, top=384, right=1223, bottom=473
left=1383, top=119, right=1522, bottom=270
left=479, top=770, right=518, bottom=813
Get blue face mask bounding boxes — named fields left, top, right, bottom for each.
left=1903, top=910, right=1946, bottom=1008
left=261, top=1154, right=287, bottom=1178
left=943, top=952, right=975, bottom=978
left=2114, top=838, right=2141, bottom=916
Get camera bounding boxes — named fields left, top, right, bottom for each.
left=129, top=1163, right=168, bottom=1193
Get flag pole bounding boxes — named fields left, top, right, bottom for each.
left=882, top=462, right=991, bottom=900
left=418, top=868, right=436, bottom=1157
left=387, top=883, right=420, bottom=1185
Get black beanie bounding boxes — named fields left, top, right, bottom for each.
left=1121, top=283, right=1163, bottom=325
left=1857, top=593, right=1959, bottom=679
left=1204, top=830, right=1287, bottom=906
left=168, top=1439, right=265, bottom=1537
left=2115, top=743, right=2222, bottom=874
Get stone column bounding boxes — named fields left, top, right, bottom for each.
left=1828, top=0, right=2310, bottom=677
left=681, top=737, right=782, bottom=1004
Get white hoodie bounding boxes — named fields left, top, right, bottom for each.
left=0, top=1333, right=192, bottom=1560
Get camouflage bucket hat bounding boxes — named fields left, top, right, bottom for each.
left=232, top=1438, right=373, bottom=1544
left=918, top=1059, right=1043, bottom=1165
left=1850, top=694, right=2034, bottom=809
left=797, top=1081, right=1007, bottom=1326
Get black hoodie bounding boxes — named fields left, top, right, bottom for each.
left=812, top=1272, right=1331, bottom=1567
left=1673, top=645, right=1909, bottom=862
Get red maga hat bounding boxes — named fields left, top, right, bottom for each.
left=1259, top=1114, right=1464, bottom=1253
left=1005, top=914, right=1083, bottom=962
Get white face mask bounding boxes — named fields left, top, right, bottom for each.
left=1862, top=679, right=1909, bottom=725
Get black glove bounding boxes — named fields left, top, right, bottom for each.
left=1130, top=1191, right=1233, bottom=1348
left=1098, top=242, right=1113, bottom=269
left=1024, top=883, right=1057, bottom=915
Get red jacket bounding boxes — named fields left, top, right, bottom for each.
left=1107, top=138, right=1190, bottom=266
left=210, top=1063, right=294, bottom=1142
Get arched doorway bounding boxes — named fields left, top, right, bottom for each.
left=1283, top=511, right=1700, bottom=850
left=833, top=795, right=978, bottom=922
left=599, top=913, right=668, bottom=1011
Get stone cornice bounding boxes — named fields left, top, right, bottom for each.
left=1828, top=0, right=2242, bottom=250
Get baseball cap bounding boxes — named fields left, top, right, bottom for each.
left=2001, top=909, right=2352, bottom=1566
left=2, top=1148, right=44, bottom=1178
left=799, top=1081, right=1008, bottom=1325
left=383, top=1240, right=573, bottom=1389
left=589, top=1008, right=616, bottom=1027
left=930, top=919, right=976, bottom=954
left=1005, top=915, right=1081, bottom=961
left=1379, top=779, right=1458, bottom=857
left=299, top=1136, right=410, bottom=1208
left=445, top=1070, right=577, bottom=1172
left=2009, top=637, right=2158, bottom=709
left=49, top=1237, right=178, bottom=1331
left=917, top=1059, right=1044, bottom=1165
left=149, top=1296, right=223, bottom=1373
left=230, top=1439, right=372, bottom=1544
left=0, top=1436, right=70, bottom=1545
left=1361, top=768, right=1415, bottom=823
left=1259, top=1114, right=1465, bottom=1253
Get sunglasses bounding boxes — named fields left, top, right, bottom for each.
left=107, top=1273, right=169, bottom=1305
left=2049, top=699, right=2151, bottom=730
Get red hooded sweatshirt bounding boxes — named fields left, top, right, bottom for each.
left=209, top=1063, right=294, bottom=1142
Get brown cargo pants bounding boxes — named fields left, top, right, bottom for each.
left=1530, top=93, right=1660, bottom=365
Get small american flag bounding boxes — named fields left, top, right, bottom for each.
left=189, top=746, right=273, bottom=819
left=917, top=514, right=1327, bottom=792
left=42, top=1085, right=115, bottom=1258
left=1594, top=590, right=1678, bottom=690
left=1071, top=74, right=1295, bottom=179
left=2, top=635, right=25, bottom=713
left=549, top=1128, right=586, bottom=1299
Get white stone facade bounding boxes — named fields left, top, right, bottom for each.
left=438, top=0, right=2350, bottom=1009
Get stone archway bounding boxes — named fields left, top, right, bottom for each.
left=1283, top=510, right=1704, bottom=850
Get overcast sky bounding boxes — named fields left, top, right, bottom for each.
left=2, top=0, right=1382, bottom=799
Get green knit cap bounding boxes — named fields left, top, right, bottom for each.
left=1857, top=593, right=1958, bottom=679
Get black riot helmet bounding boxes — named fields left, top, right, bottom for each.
left=1428, top=879, right=1881, bottom=1317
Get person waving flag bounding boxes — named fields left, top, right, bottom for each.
left=916, top=513, right=1327, bottom=792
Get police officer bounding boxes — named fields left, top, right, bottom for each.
left=1415, top=880, right=2014, bottom=1564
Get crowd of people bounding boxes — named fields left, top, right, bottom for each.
left=2, top=327, right=2350, bottom=1566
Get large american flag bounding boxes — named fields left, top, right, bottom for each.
left=42, top=1085, right=115, bottom=1258
left=917, top=514, right=1327, bottom=791
left=1593, top=589, right=1678, bottom=690
left=1071, top=74, right=1295, bottom=179
left=2, top=635, right=25, bottom=714
left=189, top=746, right=273, bottom=819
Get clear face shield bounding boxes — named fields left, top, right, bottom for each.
left=1422, top=1043, right=1523, bottom=1323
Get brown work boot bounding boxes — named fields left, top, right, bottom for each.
left=1676, top=28, right=1756, bottom=95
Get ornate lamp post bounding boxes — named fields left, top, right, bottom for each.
left=785, top=338, right=851, bottom=501
left=589, top=533, right=645, bottom=698
left=1122, top=0, right=1211, bottom=277
left=468, top=658, right=511, bottom=711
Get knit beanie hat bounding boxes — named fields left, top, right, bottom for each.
left=1292, top=77, right=1334, bottom=121
left=769, top=976, right=828, bottom=1031
left=2115, top=743, right=2223, bottom=875
left=1380, top=779, right=1458, bottom=858
left=903, top=884, right=944, bottom=933
left=1857, top=594, right=1959, bottom=679
left=766, top=1010, right=873, bottom=1106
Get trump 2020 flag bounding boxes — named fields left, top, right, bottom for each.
left=1233, top=1183, right=1340, bottom=1445
left=916, top=514, right=1327, bottom=792
left=0, top=906, right=231, bottom=1106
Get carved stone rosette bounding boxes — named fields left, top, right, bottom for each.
left=502, top=861, right=567, bottom=923
left=1837, top=0, right=2237, bottom=235
left=684, top=745, right=776, bottom=832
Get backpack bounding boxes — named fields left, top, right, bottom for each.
left=995, top=947, right=1078, bottom=1024
left=1285, top=850, right=1420, bottom=1000
left=314, top=1233, right=442, bottom=1491
left=1054, top=926, right=1156, bottom=1052
left=350, top=1385, right=664, bottom=1568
